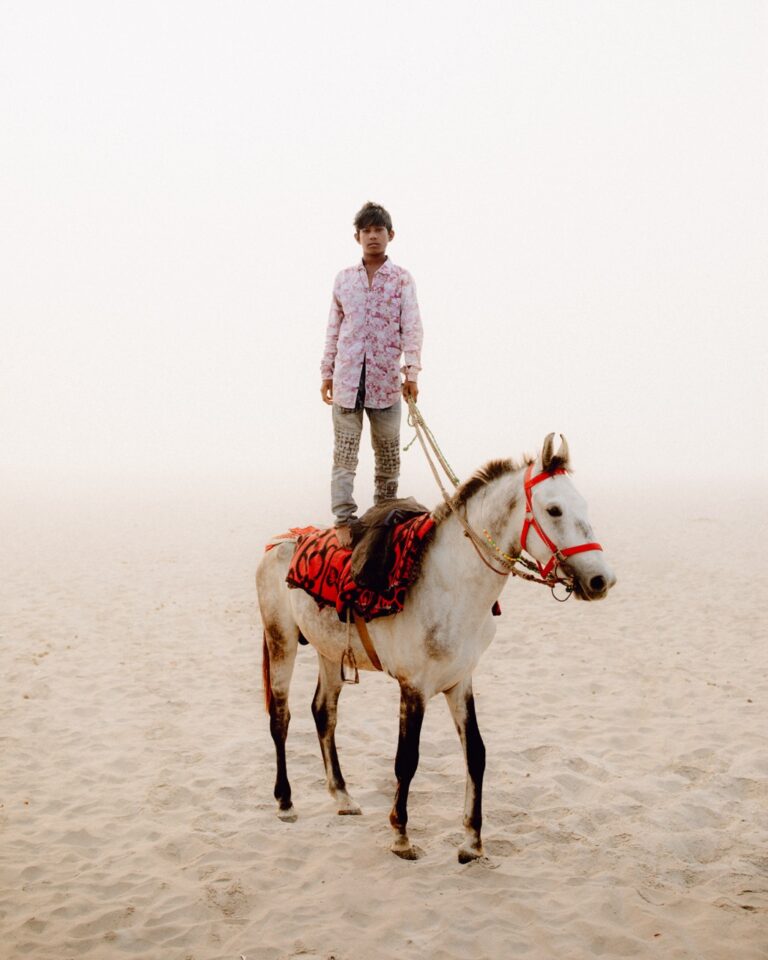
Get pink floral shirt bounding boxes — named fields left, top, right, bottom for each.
left=320, top=258, right=423, bottom=409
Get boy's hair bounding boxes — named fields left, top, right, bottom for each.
left=354, top=202, right=393, bottom=233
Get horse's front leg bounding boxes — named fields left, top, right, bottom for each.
left=389, top=681, right=425, bottom=860
left=444, top=677, right=486, bottom=862
left=311, top=654, right=361, bottom=815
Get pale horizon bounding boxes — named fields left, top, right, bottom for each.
left=2, top=1, right=766, bottom=508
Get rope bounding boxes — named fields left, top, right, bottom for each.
left=406, top=401, right=460, bottom=487
left=404, top=398, right=573, bottom=595
left=405, top=401, right=456, bottom=506
left=405, top=399, right=512, bottom=577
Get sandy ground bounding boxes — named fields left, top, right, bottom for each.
left=1, top=478, right=767, bottom=960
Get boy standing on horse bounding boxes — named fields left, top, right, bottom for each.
left=321, top=202, right=423, bottom=547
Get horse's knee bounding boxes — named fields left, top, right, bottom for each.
left=312, top=675, right=340, bottom=738
left=464, top=695, right=486, bottom=778
left=269, top=699, right=290, bottom=740
left=311, top=696, right=328, bottom=735
left=394, top=749, right=420, bottom=782
left=394, top=691, right=424, bottom=780
left=467, top=739, right=485, bottom=780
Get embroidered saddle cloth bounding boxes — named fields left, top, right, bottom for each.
left=283, top=513, right=436, bottom=623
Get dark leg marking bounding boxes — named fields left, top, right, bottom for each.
left=312, top=678, right=346, bottom=793
left=311, top=661, right=361, bottom=814
left=264, top=621, right=287, bottom=661
left=462, top=694, right=486, bottom=844
left=269, top=694, right=293, bottom=816
left=389, top=682, right=425, bottom=858
left=263, top=621, right=297, bottom=821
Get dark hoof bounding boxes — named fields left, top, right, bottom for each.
left=458, top=844, right=484, bottom=863
left=277, top=804, right=297, bottom=822
left=392, top=843, right=423, bottom=860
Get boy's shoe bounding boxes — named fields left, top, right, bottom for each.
left=334, top=525, right=353, bottom=549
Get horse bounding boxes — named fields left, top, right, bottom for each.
left=256, top=433, right=616, bottom=862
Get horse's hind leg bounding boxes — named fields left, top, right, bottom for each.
left=258, top=549, right=301, bottom=822
left=312, top=654, right=361, bottom=815
left=264, top=619, right=299, bottom=821
left=444, top=677, right=486, bottom=862
left=389, top=681, right=425, bottom=860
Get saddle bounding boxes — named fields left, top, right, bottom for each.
left=349, top=497, right=430, bottom=593
left=285, top=499, right=436, bottom=623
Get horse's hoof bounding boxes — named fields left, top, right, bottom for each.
left=277, top=805, right=297, bottom=822
left=458, top=843, right=484, bottom=863
left=391, top=841, right=422, bottom=860
left=337, top=802, right=362, bottom=816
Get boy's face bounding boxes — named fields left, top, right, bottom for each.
left=355, top=224, right=394, bottom=259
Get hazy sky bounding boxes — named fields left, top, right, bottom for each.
left=2, top=1, right=766, bottom=509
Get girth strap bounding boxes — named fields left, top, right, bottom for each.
left=353, top=614, right=383, bottom=672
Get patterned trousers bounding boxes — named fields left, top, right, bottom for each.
left=331, top=400, right=402, bottom=525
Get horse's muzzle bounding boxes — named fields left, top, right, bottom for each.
left=570, top=568, right=617, bottom=601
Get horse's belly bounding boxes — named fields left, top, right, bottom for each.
left=290, top=592, right=382, bottom=668
left=291, top=599, right=340, bottom=654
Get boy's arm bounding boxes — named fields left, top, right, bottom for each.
left=320, top=280, right=343, bottom=405
left=400, top=271, right=423, bottom=399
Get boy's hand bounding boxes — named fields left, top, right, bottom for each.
left=402, top=380, right=419, bottom=402
left=321, top=379, right=334, bottom=404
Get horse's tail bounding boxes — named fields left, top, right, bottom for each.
left=262, top=631, right=273, bottom=715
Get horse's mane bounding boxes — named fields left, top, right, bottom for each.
left=342, top=458, right=534, bottom=597
left=431, top=456, right=534, bottom=525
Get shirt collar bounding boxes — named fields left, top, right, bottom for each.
left=358, top=256, right=392, bottom=274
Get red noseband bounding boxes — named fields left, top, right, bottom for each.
left=520, top=464, right=603, bottom=580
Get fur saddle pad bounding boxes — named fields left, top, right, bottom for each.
left=284, top=512, right=436, bottom=623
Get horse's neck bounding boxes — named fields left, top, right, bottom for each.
left=428, top=471, right=526, bottom=606
left=465, top=465, right=527, bottom=554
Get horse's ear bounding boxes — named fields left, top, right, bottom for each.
left=556, top=434, right=570, bottom=468
left=542, top=433, right=555, bottom=470
left=542, top=433, right=570, bottom=472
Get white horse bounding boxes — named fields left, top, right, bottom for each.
left=256, top=434, right=616, bottom=862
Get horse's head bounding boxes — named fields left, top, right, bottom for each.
left=522, top=434, right=616, bottom=601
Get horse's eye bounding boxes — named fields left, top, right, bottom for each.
left=547, top=506, right=562, bottom=518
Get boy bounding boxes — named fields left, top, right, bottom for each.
left=320, top=202, right=423, bottom=547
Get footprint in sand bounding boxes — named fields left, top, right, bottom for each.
left=485, top=837, right=520, bottom=856
left=205, top=877, right=248, bottom=918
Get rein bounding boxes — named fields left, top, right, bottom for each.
left=405, top=400, right=600, bottom=601
left=405, top=400, right=511, bottom=577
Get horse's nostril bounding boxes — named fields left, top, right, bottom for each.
left=589, top=575, right=606, bottom=593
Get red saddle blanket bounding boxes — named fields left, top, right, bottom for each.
left=283, top=514, right=436, bottom=622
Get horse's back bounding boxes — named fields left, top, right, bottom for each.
left=256, top=541, right=296, bottom=621
left=257, top=539, right=294, bottom=576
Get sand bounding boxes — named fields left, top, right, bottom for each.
left=1, top=479, right=766, bottom=960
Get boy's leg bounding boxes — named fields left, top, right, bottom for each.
left=368, top=400, right=402, bottom=504
left=331, top=404, right=364, bottom=530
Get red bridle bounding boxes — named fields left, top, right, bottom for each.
left=521, top=464, right=603, bottom=580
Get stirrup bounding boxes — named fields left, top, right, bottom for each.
left=341, top=646, right=359, bottom=684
